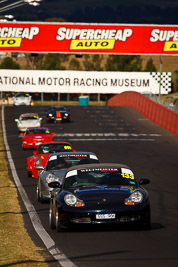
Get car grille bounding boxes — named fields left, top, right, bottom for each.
left=71, top=217, right=92, bottom=223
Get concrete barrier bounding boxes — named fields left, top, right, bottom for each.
left=107, top=92, right=178, bottom=136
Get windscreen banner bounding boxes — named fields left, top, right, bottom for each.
left=0, top=69, right=172, bottom=94
left=0, top=22, right=178, bottom=54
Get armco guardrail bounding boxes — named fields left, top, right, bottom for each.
left=107, top=92, right=178, bottom=136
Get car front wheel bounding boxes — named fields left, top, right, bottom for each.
left=49, top=201, right=56, bottom=229
left=56, top=208, right=62, bottom=232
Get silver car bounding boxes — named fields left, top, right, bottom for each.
left=36, top=152, right=100, bottom=203
left=13, top=92, right=32, bottom=106
left=15, top=113, right=42, bottom=132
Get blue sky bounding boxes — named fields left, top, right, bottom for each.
left=1, top=0, right=178, bottom=24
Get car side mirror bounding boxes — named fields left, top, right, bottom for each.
left=139, top=178, right=150, bottom=185
left=33, top=151, right=37, bottom=156
left=48, top=181, right=61, bottom=188
left=52, top=132, right=55, bottom=135
left=20, top=132, right=24, bottom=136
left=15, top=119, right=19, bottom=122
left=35, top=165, right=44, bottom=170
left=39, top=118, right=42, bottom=121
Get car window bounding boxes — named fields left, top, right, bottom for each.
left=16, top=93, right=30, bottom=97
left=20, top=116, right=38, bottom=121
left=64, top=168, right=137, bottom=188
left=37, top=143, right=73, bottom=155
left=46, top=155, right=99, bottom=170
left=26, top=128, right=50, bottom=135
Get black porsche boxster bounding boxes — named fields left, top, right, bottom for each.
left=48, top=163, right=151, bottom=231
left=46, top=105, right=70, bottom=123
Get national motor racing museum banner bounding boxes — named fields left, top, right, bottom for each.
left=0, top=21, right=178, bottom=55
left=0, top=70, right=172, bottom=94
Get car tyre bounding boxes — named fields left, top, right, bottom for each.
left=27, top=171, right=32, bottom=177
left=56, top=208, right=62, bottom=232
left=37, top=185, right=45, bottom=203
left=37, top=186, right=40, bottom=202
left=49, top=201, right=56, bottom=229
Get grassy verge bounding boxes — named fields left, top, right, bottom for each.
left=0, top=111, right=48, bottom=266
left=33, top=100, right=106, bottom=106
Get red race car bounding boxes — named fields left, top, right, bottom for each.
left=21, top=127, right=55, bottom=150
left=27, top=141, right=76, bottom=178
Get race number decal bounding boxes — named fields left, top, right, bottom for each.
left=64, top=145, right=72, bottom=150
left=121, top=168, right=134, bottom=179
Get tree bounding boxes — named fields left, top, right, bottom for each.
left=40, top=54, right=66, bottom=70
left=83, top=54, right=104, bottom=71
left=69, top=58, right=82, bottom=70
left=144, top=58, right=157, bottom=72
left=105, top=55, right=142, bottom=71
left=0, top=57, right=20, bottom=69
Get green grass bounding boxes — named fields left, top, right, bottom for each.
left=33, top=100, right=106, bottom=106
left=0, top=111, right=48, bottom=267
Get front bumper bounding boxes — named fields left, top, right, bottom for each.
left=57, top=204, right=150, bottom=227
left=23, top=142, right=43, bottom=149
left=14, top=101, right=31, bottom=106
left=18, top=127, right=28, bottom=132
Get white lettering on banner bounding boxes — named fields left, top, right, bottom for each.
left=38, top=77, right=70, bottom=86
left=0, top=27, right=39, bottom=40
left=150, top=29, right=178, bottom=42
left=110, top=79, right=149, bottom=87
left=0, top=76, right=36, bottom=85
left=56, top=27, right=133, bottom=41
left=0, top=70, right=172, bottom=95
left=73, top=78, right=108, bottom=86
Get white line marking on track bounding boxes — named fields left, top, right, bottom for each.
left=55, top=133, right=161, bottom=138
left=65, top=138, right=155, bottom=142
left=1, top=106, right=76, bottom=267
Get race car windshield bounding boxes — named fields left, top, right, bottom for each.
left=21, top=116, right=38, bottom=120
left=15, top=93, right=30, bottom=98
left=63, top=169, right=137, bottom=189
left=57, top=107, right=66, bottom=111
left=37, top=143, right=73, bottom=154
left=46, top=155, right=99, bottom=170
left=26, top=128, right=50, bottom=135
left=48, top=106, right=66, bottom=111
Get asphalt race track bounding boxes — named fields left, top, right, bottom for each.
left=3, top=105, right=178, bottom=267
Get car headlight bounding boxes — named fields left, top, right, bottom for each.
left=64, top=194, right=85, bottom=207
left=125, top=191, right=143, bottom=205
left=49, top=113, right=53, bottom=117
left=23, top=141, right=27, bottom=144
left=46, top=173, right=58, bottom=183
left=64, top=113, right=69, bottom=116
left=35, top=158, right=42, bottom=165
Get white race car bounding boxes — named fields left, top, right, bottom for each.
left=13, top=92, right=32, bottom=106
left=15, top=113, right=42, bottom=132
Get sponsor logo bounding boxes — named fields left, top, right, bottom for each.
left=0, top=27, right=39, bottom=47
left=56, top=27, right=133, bottom=50
left=150, top=29, right=178, bottom=52
left=164, top=41, right=178, bottom=51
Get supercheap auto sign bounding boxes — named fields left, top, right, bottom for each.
left=0, top=22, right=178, bottom=54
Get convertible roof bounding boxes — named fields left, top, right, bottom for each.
left=66, top=163, right=130, bottom=171
left=49, top=151, right=97, bottom=157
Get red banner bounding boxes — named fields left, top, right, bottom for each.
left=0, top=22, right=178, bottom=55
